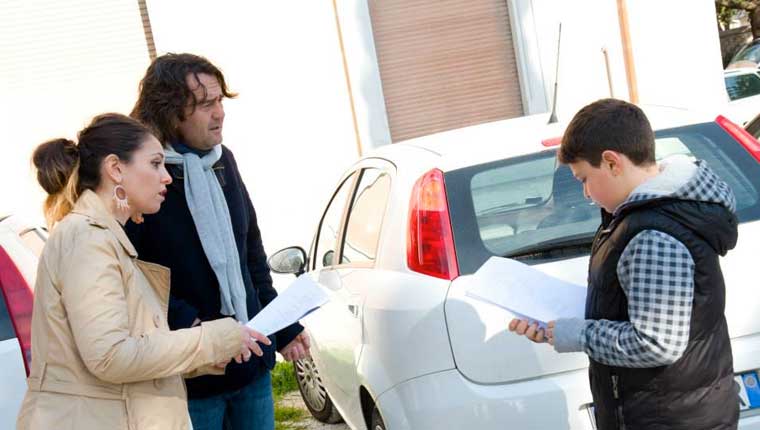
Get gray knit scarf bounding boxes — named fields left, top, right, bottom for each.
left=164, top=144, right=248, bottom=323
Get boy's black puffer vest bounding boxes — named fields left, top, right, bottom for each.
left=587, top=199, right=738, bottom=430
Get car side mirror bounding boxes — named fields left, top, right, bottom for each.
left=322, top=250, right=335, bottom=267
left=268, top=246, right=307, bottom=276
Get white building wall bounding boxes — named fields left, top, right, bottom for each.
left=0, top=0, right=734, bottom=257
left=626, top=1, right=727, bottom=110
left=514, top=0, right=727, bottom=122
left=146, top=1, right=361, bottom=287
left=333, top=0, right=393, bottom=149
left=0, top=0, right=151, bottom=223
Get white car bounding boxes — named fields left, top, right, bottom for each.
left=269, top=107, right=760, bottom=430
left=0, top=215, right=45, bottom=428
left=724, top=68, right=760, bottom=125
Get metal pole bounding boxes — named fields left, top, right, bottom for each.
left=617, top=0, right=639, bottom=103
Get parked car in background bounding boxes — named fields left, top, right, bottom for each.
left=725, top=68, right=760, bottom=101
left=0, top=215, right=45, bottom=428
left=723, top=68, right=760, bottom=125
left=270, top=107, right=760, bottom=430
left=746, top=110, right=760, bottom=139
left=727, top=38, right=760, bottom=70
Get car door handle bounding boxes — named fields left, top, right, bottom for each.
left=347, top=304, right=360, bottom=318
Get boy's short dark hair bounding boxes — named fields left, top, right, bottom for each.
left=558, top=98, right=656, bottom=167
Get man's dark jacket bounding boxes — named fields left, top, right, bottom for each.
left=587, top=200, right=738, bottom=430
left=126, top=145, right=302, bottom=399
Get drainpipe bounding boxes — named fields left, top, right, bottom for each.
left=616, top=0, right=638, bottom=103
left=332, top=0, right=363, bottom=157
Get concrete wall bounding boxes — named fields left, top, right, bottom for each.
left=720, top=25, right=753, bottom=67
left=1, top=0, right=151, bottom=223
left=2, top=1, right=364, bottom=291
left=511, top=0, right=728, bottom=121
left=145, top=2, right=361, bottom=287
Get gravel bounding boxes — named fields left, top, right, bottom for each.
left=278, top=392, right=351, bottom=430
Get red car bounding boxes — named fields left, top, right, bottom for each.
left=0, top=215, right=45, bottom=427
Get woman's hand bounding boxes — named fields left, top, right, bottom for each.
left=232, top=325, right=271, bottom=364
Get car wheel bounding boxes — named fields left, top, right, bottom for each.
left=293, top=358, right=343, bottom=423
left=371, top=405, right=386, bottom=430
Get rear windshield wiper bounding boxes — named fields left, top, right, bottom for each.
left=504, top=234, right=594, bottom=259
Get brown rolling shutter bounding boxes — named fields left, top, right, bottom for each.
left=369, top=0, right=523, bottom=142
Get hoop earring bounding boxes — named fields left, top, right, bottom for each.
left=113, top=185, right=130, bottom=211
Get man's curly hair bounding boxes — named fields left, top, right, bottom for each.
left=131, top=53, right=237, bottom=145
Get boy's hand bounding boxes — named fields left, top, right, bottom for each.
left=508, top=318, right=555, bottom=345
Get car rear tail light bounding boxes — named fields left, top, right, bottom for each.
left=716, top=115, right=760, bottom=163
left=542, top=136, right=562, bottom=147
left=0, top=247, right=33, bottom=376
left=407, top=169, right=459, bottom=280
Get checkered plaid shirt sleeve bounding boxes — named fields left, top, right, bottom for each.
left=580, top=230, right=695, bottom=368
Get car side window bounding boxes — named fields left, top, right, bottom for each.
left=313, top=172, right=357, bottom=270
left=341, top=168, right=391, bottom=265
left=725, top=73, right=760, bottom=101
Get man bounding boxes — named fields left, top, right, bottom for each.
left=127, top=52, right=310, bottom=430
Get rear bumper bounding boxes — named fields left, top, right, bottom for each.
left=376, top=368, right=596, bottom=430
left=376, top=368, right=760, bottom=430
left=740, top=411, right=760, bottom=429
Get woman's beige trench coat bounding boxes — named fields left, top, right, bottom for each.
left=17, top=190, right=243, bottom=430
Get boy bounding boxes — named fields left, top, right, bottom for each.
left=510, top=98, right=739, bottom=429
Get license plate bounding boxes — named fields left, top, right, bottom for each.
left=736, top=371, right=760, bottom=411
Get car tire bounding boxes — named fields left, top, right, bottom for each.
left=293, top=358, right=343, bottom=424
left=371, top=405, right=386, bottom=430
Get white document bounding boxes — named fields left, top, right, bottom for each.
left=246, top=272, right=329, bottom=336
left=466, top=256, right=587, bottom=327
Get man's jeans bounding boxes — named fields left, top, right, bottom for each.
left=188, top=372, right=274, bottom=430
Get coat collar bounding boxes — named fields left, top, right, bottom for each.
left=70, top=189, right=138, bottom=258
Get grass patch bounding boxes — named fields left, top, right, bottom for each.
left=275, top=405, right=306, bottom=422
left=272, top=361, right=299, bottom=399
left=273, top=361, right=306, bottom=429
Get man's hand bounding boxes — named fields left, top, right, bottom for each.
left=280, top=332, right=311, bottom=362
left=508, top=318, right=555, bottom=345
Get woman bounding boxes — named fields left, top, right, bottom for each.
left=17, top=113, right=269, bottom=430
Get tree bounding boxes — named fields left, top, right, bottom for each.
left=716, top=0, right=760, bottom=37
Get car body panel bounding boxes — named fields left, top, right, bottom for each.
left=294, top=110, right=760, bottom=429
left=376, top=365, right=760, bottom=430
left=723, top=68, right=760, bottom=125
left=376, top=368, right=595, bottom=430
left=445, top=256, right=590, bottom=385
left=0, top=215, right=45, bottom=430
left=0, top=339, right=26, bottom=428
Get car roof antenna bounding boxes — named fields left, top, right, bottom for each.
left=548, top=23, right=562, bottom=124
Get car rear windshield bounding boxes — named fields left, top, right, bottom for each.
left=732, top=42, right=760, bottom=65
left=725, top=73, right=760, bottom=101
left=445, top=122, right=760, bottom=275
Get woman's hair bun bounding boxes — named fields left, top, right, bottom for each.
left=32, top=138, right=79, bottom=195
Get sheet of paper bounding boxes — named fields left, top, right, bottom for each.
left=466, top=256, right=586, bottom=327
left=246, top=272, right=329, bottom=336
